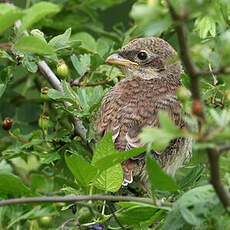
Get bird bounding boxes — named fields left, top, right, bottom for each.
left=97, top=37, right=192, bottom=189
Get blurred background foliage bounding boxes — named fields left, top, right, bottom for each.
left=0, top=0, right=230, bottom=229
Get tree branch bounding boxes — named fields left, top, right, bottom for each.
left=167, top=4, right=201, bottom=99
left=217, top=144, right=230, bottom=153
left=167, top=1, right=230, bottom=208
left=207, top=148, right=230, bottom=207
left=0, top=194, right=154, bottom=207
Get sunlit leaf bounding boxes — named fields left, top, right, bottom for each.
left=19, top=2, right=60, bottom=32
left=14, top=36, right=55, bottom=54
left=49, top=28, right=72, bottom=51
left=65, top=154, right=97, bottom=187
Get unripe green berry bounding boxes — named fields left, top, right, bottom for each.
left=39, top=216, right=52, bottom=227
left=40, top=87, right=50, bottom=101
left=38, top=115, right=49, bottom=133
left=57, top=62, right=69, bottom=79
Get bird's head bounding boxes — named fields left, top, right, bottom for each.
left=106, top=37, right=182, bottom=80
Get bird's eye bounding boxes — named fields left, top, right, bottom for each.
left=137, top=51, right=148, bottom=60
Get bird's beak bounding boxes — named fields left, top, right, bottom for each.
left=106, top=53, right=138, bottom=67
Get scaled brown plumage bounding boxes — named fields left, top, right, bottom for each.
left=98, top=37, right=192, bottom=188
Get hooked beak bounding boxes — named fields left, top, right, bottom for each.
left=106, top=53, right=138, bottom=67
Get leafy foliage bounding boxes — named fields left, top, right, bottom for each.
left=0, top=0, right=230, bottom=229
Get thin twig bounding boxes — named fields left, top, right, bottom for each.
left=167, top=1, right=204, bottom=120
left=107, top=202, right=125, bottom=230
left=207, top=148, right=230, bottom=207
left=217, top=145, right=230, bottom=153
left=70, top=69, right=91, bottom=86
left=59, top=218, right=79, bottom=230
left=0, top=194, right=154, bottom=207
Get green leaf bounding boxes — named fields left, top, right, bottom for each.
left=30, top=174, right=52, bottom=194
left=146, top=153, right=179, bottom=192
left=195, top=16, right=216, bottom=39
left=14, top=36, right=55, bottom=54
left=92, top=132, right=115, bottom=164
left=140, top=111, right=183, bottom=150
left=92, top=133, right=123, bottom=192
left=161, top=208, right=185, bottom=230
left=96, top=38, right=110, bottom=57
left=117, top=205, right=158, bottom=225
left=65, top=154, right=97, bottom=187
left=0, top=83, right=6, bottom=98
left=179, top=165, right=204, bottom=190
left=0, top=4, right=24, bottom=34
left=162, top=185, right=223, bottom=230
left=22, top=55, right=38, bottom=73
left=93, top=164, right=123, bottom=192
left=8, top=206, right=57, bottom=228
left=117, top=201, right=170, bottom=210
left=19, top=1, right=60, bottom=32
left=49, top=28, right=72, bottom=51
left=40, top=151, right=61, bottom=164
left=94, top=146, right=147, bottom=172
left=209, top=109, right=229, bottom=127
left=71, top=54, right=87, bottom=76
left=0, top=173, right=30, bottom=197
left=47, top=88, right=75, bottom=104
left=140, top=127, right=174, bottom=150
left=71, top=32, right=97, bottom=52
left=158, top=111, right=182, bottom=135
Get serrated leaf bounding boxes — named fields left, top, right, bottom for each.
left=195, top=16, right=216, bottom=39
left=92, top=132, right=115, bottom=164
left=19, top=1, right=60, bottom=32
left=49, top=28, right=71, bottom=51
left=47, top=88, right=75, bottom=104
left=0, top=4, right=24, bottom=34
left=93, top=164, right=123, bottom=192
left=0, top=173, right=31, bottom=196
left=92, top=133, right=123, bottom=192
left=65, top=154, right=97, bottom=187
left=14, top=36, right=55, bottom=54
left=146, top=153, right=179, bottom=192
